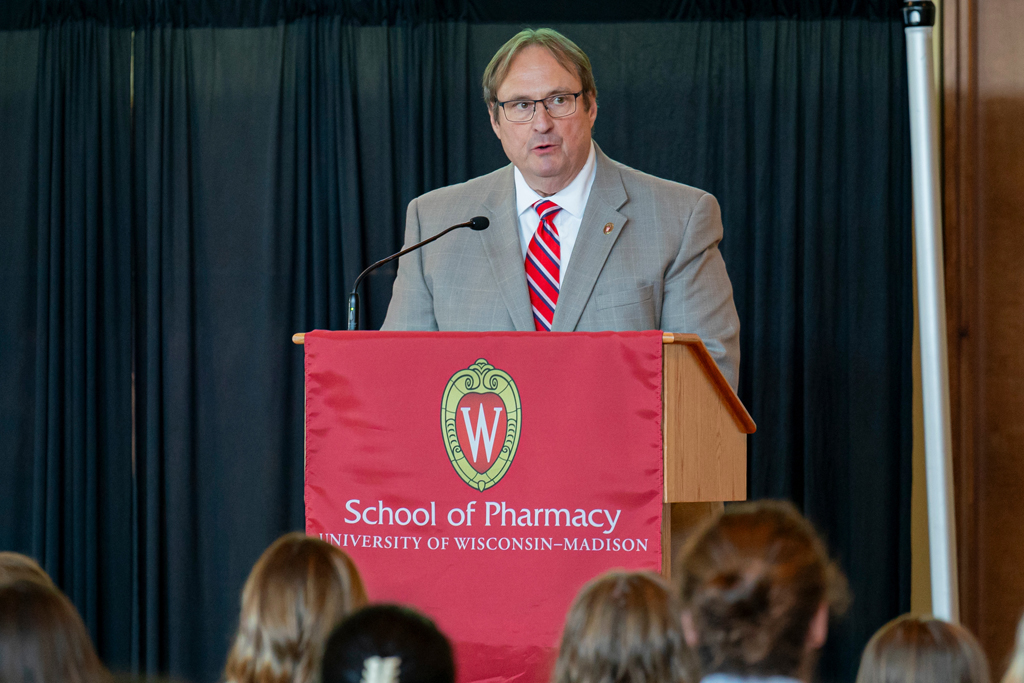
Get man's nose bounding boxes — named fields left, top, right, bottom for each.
left=531, top=103, right=554, bottom=132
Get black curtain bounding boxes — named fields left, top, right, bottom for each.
left=0, top=19, right=134, bottom=665
left=127, top=21, right=479, bottom=675
left=0, top=4, right=912, bottom=683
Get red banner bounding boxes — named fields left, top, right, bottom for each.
left=304, top=331, right=665, bottom=683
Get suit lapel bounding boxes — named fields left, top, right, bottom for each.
left=481, top=166, right=535, bottom=331
left=552, top=146, right=628, bottom=331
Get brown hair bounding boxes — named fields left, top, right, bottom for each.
left=552, top=570, right=696, bottom=683
left=677, top=500, right=850, bottom=678
left=223, top=533, right=368, bottom=683
left=855, top=616, right=989, bottom=683
left=0, top=580, right=110, bottom=683
left=482, top=28, right=597, bottom=121
left=1005, top=614, right=1024, bottom=683
left=0, top=551, right=55, bottom=587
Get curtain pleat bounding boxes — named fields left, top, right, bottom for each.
left=0, top=19, right=134, bottom=669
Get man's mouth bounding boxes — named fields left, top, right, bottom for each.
left=532, top=142, right=558, bottom=153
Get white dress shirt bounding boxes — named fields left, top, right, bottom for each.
left=513, top=141, right=597, bottom=279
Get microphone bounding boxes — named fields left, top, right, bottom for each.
left=347, top=216, right=490, bottom=330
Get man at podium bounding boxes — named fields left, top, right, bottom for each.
left=382, top=27, right=740, bottom=391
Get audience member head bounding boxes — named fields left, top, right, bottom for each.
left=1005, top=614, right=1024, bottom=683
left=0, top=579, right=110, bottom=683
left=552, top=570, right=695, bottom=683
left=320, top=605, right=455, bottom=683
left=855, top=616, right=989, bottom=683
left=677, top=500, right=850, bottom=681
left=223, top=532, right=368, bottom=683
left=0, top=551, right=54, bottom=587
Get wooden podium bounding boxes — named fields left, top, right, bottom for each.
left=659, top=332, right=756, bottom=576
left=293, top=331, right=755, bottom=581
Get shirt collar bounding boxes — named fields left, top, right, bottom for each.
left=514, top=140, right=596, bottom=219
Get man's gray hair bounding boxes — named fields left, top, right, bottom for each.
left=482, top=28, right=598, bottom=121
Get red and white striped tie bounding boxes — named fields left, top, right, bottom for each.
left=525, top=199, right=562, bottom=331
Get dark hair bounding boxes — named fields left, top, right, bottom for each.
left=856, top=616, right=989, bottom=683
left=321, top=605, right=455, bottom=683
left=677, top=500, right=850, bottom=678
left=0, top=580, right=110, bottom=683
left=552, top=571, right=695, bottom=683
left=223, top=532, right=368, bottom=683
left=0, top=551, right=54, bottom=587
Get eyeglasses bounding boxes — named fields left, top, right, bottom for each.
left=496, top=92, right=583, bottom=123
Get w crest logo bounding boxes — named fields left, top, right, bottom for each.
left=460, top=402, right=504, bottom=465
left=441, top=359, right=521, bottom=491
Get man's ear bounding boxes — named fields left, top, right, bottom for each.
left=489, top=106, right=502, bottom=138
left=681, top=610, right=699, bottom=649
left=586, top=94, right=598, bottom=127
left=806, top=602, right=829, bottom=651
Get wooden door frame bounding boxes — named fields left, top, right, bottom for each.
left=941, top=0, right=979, bottom=634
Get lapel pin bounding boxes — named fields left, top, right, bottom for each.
left=603, top=223, right=614, bottom=234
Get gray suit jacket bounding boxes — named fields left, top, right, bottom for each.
left=382, top=144, right=741, bottom=389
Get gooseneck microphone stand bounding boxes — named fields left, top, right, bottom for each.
left=346, top=216, right=490, bottom=330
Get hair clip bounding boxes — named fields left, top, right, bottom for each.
left=359, top=656, right=401, bottom=683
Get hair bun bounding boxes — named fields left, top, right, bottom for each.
left=706, top=569, right=771, bottom=620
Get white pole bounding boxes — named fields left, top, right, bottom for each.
left=903, top=1, right=959, bottom=622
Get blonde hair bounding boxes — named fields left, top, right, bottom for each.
left=1005, top=614, right=1024, bottom=683
left=677, top=500, right=849, bottom=678
left=482, top=28, right=597, bottom=120
left=0, top=551, right=54, bottom=587
left=223, top=533, right=367, bottom=683
left=856, top=616, right=989, bottom=683
left=552, top=570, right=695, bottom=683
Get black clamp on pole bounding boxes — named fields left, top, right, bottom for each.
left=902, top=1, right=936, bottom=27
